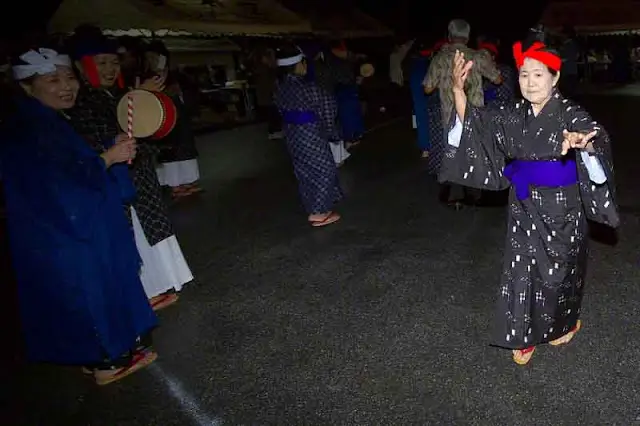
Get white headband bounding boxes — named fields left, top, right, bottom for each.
left=277, top=53, right=304, bottom=67
left=12, top=48, right=71, bottom=81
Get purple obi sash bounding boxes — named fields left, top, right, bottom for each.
left=503, top=159, right=578, bottom=200
left=282, top=110, right=317, bottom=125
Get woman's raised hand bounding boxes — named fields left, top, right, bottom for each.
left=452, top=50, right=473, bottom=92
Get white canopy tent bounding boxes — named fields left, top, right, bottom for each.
left=49, top=0, right=313, bottom=37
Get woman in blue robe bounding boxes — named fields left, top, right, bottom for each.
left=273, top=45, right=343, bottom=227
left=0, top=48, right=157, bottom=385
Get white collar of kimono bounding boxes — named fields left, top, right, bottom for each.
left=277, top=53, right=304, bottom=67
left=12, top=48, right=71, bottom=81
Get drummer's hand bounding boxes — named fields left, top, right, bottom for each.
left=561, top=129, right=597, bottom=155
left=136, top=75, right=166, bottom=92
left=102, top=136, right=136, bottom=167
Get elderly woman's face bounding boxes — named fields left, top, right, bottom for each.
left=93, top=53, right=120, bottom=87
left=518, top=57, right=560, bottom=106
left=22, top=65, right=79, bottom=110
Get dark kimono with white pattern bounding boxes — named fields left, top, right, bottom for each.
left=439, top=91, right=619, bottom=349
left=274, top=74, right=343, bottom=214
left=66, top=85, right=174, bottom=246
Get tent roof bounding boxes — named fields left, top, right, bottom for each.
left=540, top=0, right=640, bottom=34
left=49, top=0, right=312, bottom=37
left=280, top=1, right=393, bottom=38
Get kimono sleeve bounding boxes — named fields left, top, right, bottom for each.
left=310, top=84, right=341, bottom=141
left=564, top=102, right=619, bottom=227
left=26, top=129, right=114, bottom=241
left=438, top=103, right=511, bottom=191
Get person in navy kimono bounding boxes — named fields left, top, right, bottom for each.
left=273, top=44, right=343, bottom=227
left=0, top=47, right=157, bottom=385
left=324, top=40, right=366, bottom=148
left=409, top=44, right=431, bottom=158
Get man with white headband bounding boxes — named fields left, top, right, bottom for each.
left=272, top=44, right=344, bottom=227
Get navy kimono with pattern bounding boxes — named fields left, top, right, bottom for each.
left=439, top=91, right=619, bottom=349
left=65, top=85, right=173, bottom=246
left=274, top=74, right=343, bottom=214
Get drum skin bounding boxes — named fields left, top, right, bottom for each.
left=360, top=63, right=375, bottom=78
left=117, top=89, right=178, bottom=139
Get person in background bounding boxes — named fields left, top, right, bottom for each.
left=273, top=44, right=343, bottom=227
left=478, top=37, right=518, bottom=105
left=144, top=40, right=203, bottom=199
left=252, top=47, right=282, bottom=140
left=117, top=35, right=147, bottom=88
left=390, top=38, right=415, bottom=87
left=408, top=40, right=434, bottom=159
left=423, top=19, right=502, bottom=209
left=1, top=47, right=157, bottom=385
left=422, top=39, right=448, bottom=175
left=324, top=40, right=366, bottom=149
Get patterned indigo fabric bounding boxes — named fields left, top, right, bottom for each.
left=323, top=52, right=357, bottom=88
left=274, top=74, right=343, bottom=214
left=439, top=90, right=619, bottom=349
left=66, top=84, right=173, bottom=246
left=425, top=89, right=443, bottom=175
left=495, top=63, right=518, bottom=104
left=484, top=62, right=519, bottom=108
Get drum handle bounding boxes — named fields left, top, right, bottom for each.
left=127, top=94, right=134, bottom=165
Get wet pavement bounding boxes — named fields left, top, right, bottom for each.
left=5, top=92, right=640, bottom=425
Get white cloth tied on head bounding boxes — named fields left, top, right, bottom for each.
left=12, top=48, right=72, bottom=81
left=276, top=48, right=304, bottom=67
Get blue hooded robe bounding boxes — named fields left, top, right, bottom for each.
left=0, top=96, right=157, bottom=365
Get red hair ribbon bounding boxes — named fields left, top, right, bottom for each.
left=80, top=56, right=101, bottom=88
left=512, top=41, right=562, bottom=71
left=479, top=42, right=498, bottom=56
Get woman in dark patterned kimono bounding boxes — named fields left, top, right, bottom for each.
left=441, top=39, right=620, bottom=365
left=2, top=47, right=157, bottom=385
left=273, top=45, right=343, bottom=227
left=144, top=41, right=202, bottom=199
left=64, top=29, right=192, bottom=311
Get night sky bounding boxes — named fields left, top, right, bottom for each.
left=1, top=0, right=548, bottom=42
